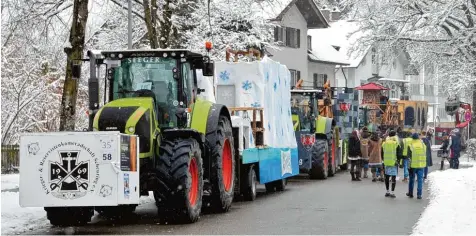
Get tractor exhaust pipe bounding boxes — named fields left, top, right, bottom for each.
left=87, top=50, right=100, bottom=131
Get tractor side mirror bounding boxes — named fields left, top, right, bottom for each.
left=203, top=61, right=214, bottom=76
left=72, top=63, right=81, bottom=78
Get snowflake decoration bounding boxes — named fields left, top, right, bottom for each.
left=273, top=82, right=277, bottom=91
left=242, top=80, right=252, bottom=91
left=251, top=102, right=261, bottom=108
left=219, top=70, right=230, bottom=82
left=266, top=72, right=270, bottom=82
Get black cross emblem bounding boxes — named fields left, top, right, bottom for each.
left=50, top=151, right=89, bottom=191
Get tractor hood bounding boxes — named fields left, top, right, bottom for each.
left=93, top=97, right=154, bottom=158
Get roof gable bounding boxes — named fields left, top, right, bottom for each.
left=261, top=0, right=329, bottom=28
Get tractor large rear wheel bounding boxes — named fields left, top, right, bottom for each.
left=155, top=138, right=203, bottom=223
left=207, top=115, right=235, bottom=212
left=309, top=140, right=328, bottom=180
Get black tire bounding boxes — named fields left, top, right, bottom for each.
left=243, top=165, right=257, bottom=201
left=275, top=178, right=287, bottom=191
left=155, top=138, right=203, bottom=223
left=265, top=182, right=275, bottom=193
left=207, top=115, right=235, bottom=212
left=309, top=139, right=328, bottom=179
left=265, top=178, right=287, bottom=192
left=45, top=207, right=93, bottom=226
left=95, top=205, right=137, bottom=218
left=340, top=163, right=348, bottom=171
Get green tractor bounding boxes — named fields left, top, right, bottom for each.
left=73, top=49, right=236, bottom=223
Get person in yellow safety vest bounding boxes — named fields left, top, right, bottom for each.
left=382, top=130, right=402, bottom=198
left=406, top=133, right=427, bottom=200
left=401, top=131, right=413, bottom=182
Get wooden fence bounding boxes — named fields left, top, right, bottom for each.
left=2, top=145, right=19, bottom=173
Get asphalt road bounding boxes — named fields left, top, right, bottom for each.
left=28, top=165, right=433, bottom=235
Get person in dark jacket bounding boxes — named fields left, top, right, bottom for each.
left=421, top=131, right=433, bottom=179
left=348, top=130, right=362, bottom=181
left=440, top=133, right=450, bottom=170
left=449, top=129, right=462, bottom=169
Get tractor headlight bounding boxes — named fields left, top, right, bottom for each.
left=128, top=126, right=135, bottom=133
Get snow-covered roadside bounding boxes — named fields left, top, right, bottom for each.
left=1, top=174, right=19, bottom=191
left=411, top=165, right=476, bottom=235
left=1, top=174, right=155, bottom=235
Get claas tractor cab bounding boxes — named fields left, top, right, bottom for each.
left=291, top=85, right=338, bottom=180
left=70, top=49, right=235, bottom=223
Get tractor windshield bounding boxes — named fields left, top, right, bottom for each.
left=112, top=57, right=178, bottom=128
left=291, top=93, right=316, bottom=131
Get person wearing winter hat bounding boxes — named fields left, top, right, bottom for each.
left=368, top=132, right=384, bottom=182
left=406, top=133, right=427, bottom=199
left=382, top=130, right=401, bottom=198
left=348, top=130, right=362, bottom=181
left=359, top=127, right=370, bottom=178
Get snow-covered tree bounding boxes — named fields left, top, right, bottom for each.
left=340, top=0, right=476, bottom=134
left=178, top=0, right=276, bottom=60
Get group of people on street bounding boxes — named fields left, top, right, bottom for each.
left=347, top=126, right=434, bottom=199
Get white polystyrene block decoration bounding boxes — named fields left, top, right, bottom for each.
left=214, top=57, right=297, bottom=149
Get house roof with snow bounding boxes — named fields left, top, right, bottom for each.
left=308, top=44, right=350, bottom=65
left=257, top=0, right=330, bottom=28
left=308, top=20, right=369, bottom=68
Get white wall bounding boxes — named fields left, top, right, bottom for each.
left=267, top=5, right=308, bottom=84
left=307, top=62, right=337, bottom=87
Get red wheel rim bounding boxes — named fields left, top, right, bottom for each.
left=188, top=157, right=199, bottom=206
left=324, top=152, right=328, bottom=171
left=222, top=138, right=232, bottom=192
left=332, top=142, right=336, bottom=165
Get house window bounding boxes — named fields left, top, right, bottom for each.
left=380, top=51, right=389, bottom=65
left=313, top=73, right=327, bottom=89
left=290, top=69, right=301, bottom=87
left=371, top=48, right=377, bottom=65
left=274, top=26, right=300, bottom=48
left=307, top=35, right=312, bottom=50
left=391, top=84, right=397, bottom=99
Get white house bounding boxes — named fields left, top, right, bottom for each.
left=259, top=0, right=349, bottom=88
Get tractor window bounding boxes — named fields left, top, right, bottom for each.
left=291, top=93, right=314, bottom=131
left=181, top=62, right=193, bottom=107
left=112, top=57, right=179, bottom=128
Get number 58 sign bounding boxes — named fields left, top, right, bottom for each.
left=100, top=138, right=116, bottom=162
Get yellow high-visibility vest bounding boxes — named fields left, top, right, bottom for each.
left=402, top=137, right=412, bottom=157
left=409, top=140, right=426, bottom=168
left=382, top=137, right=399, bottom=166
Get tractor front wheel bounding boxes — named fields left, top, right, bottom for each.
left=207, top=115, right=235, bottom=212
left=155, top=138, right=203, bottom=223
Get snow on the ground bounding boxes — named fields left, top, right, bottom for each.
left=1, top=174, right=19, bottom=190
left=411, top=165, right=476, bottom=236
left=1, top=191, right=47, bottom=235
left=1, top=174, right=155, bottom=235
